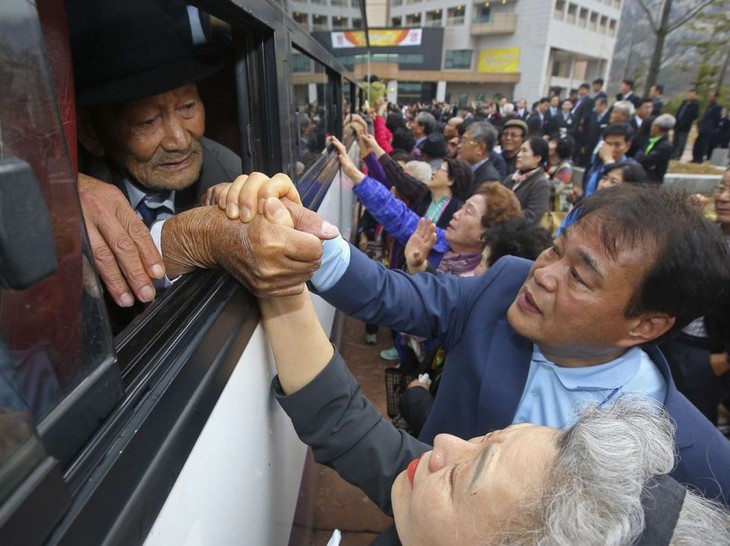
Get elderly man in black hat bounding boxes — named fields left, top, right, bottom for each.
left=71, top=0, right=331, bottom=308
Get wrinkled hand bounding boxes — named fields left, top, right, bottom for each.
left=78, top=172, right=164, bottom=306
left=161, top=201, right=324, bottom=297
left=405, top=218, right=436, bottom=274
left=330, top=137, right=366, bottom=183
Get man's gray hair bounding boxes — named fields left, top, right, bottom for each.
left=467, top=121, right=498, bottom=152
left=415, top=112, right=437, bottom=135
left=490, top=396, right=730, bottom=545
left=612, top=100, right=636, bottom=119
left=653, top=113, right=676, bottom=131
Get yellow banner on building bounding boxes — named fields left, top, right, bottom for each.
left=331, top=29, right=422, bottom=49
left=478, top=47, right=520, bottom=73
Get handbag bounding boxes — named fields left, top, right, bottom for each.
left=384, top=367, right=419, bottom=419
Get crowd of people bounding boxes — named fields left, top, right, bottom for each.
left=64, top=0, right=730, bottom=541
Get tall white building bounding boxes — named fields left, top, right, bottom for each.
left=290, top=0, right=623, bottom=104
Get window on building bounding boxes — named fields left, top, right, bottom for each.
left=392, top=0, right=403, bottom=5
left=589, top=12, right=598, bottom=31
left=392, top=16, right=403, bottom=26
left=332, top=16, right=347, bottom=29
left=566, top=3, right=577, bottom=25
left=312, top=13, right=328, bottom=30
left=599, top=15, right=608, bottom=33
left=473, top=4, right=491, bottom=24
left=331, top=0, right=346, bottom=6
left=405, top=13, right=422, bottom=27
left=426, top=9, right=443, bottom=27
left=400, top=53, right=425, bottom=65
left=458, top=92, right=469, bottom=107
left=608, top=19, right=616, bottom=36
left=578, top=7, right=588, bottom=28
left=293, top=12, right=308, bottom=29
left=444, top=49, right=472, bottom=69
left=406, top=0, right=421, bottom=5
left=351, top=0, right=360, bottom=6
left=292, top=51, right=313, bottom=73
left=554, top=0, right=565, bottom=20
left=352, top=18, right=362, bottom=28
left=311, top=0, right=326, bottom=4
left=447, top=5, right=465, bottom=26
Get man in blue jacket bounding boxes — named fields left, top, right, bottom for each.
left=234, top=179, right=730, bottom=505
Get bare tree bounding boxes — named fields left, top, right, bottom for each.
left=636, top=0, right=715, bottom=95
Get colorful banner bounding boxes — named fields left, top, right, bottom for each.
left=331, top=29, right=423, bottom=49
left=477, top=47, right=520, bottom=73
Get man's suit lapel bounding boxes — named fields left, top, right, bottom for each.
left=477, top=320, right=533, bottom=430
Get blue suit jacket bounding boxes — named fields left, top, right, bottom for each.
left=320, top=246, right=730, bottom=505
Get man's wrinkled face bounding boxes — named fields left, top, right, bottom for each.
left=96, top=83, right=205, bottom=191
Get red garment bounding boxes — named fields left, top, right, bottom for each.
left=373, top=116, right=393, bottom=154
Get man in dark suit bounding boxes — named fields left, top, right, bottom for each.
left=618, top=79, right=642, bottom=108
left=526, top=97, right=553, bottom=136
left=570, top=84, right=595, bottom=165
left=673, top=89, right=700, bottom=160
left=457, top=121, right=502, bottom=194
left=635, top=114, right=676, bottom=183
left=693, top=91, right=723, bottom=163
left=583, top=96, right=610, bottom=166
left=649, top=84, right=665, bottom=116
left=592, top=78, right=607, bottom=99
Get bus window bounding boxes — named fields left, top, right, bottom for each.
left=291, top=49, right=332, bottom=178
left=0, top=0, right=117, bottom=502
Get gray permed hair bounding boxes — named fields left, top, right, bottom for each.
left=612, top=100, right=636, bottom=119
left=404, top=160, right=433, bottom=185
left=490, top=396, right=730, bottom=545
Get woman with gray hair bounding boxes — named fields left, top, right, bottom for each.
left=635, top=113, right=676, bottom=184
left=255, top=240, right=730, bottom=545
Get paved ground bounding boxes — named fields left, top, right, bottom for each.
left=309, top=316, right=395, bottom=546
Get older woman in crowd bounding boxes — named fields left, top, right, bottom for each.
left=254, top=201, right=730, bottom=544
left=502, top=135, right=551, bottom=224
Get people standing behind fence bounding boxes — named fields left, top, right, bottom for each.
left=693, top=91, right=724, bottom=164
left=502, top=135, right=551, bottom=224
left=673, top=89, right=700, bottom=160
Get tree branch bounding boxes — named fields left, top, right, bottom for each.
left=637, top=0, right=660, bottom=34
left=667, top=0, right=715, bottom=33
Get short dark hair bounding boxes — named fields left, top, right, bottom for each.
left=652, top=84, right=664, bottom=94
left=539, top=97, right=550, bottom=105
left=443, top=157, right=474, bottom=200
left=482, top=219, right=552, bottom=266
left=641, top=97, right=654, bottom=107
left=579, top=83, right=590, bottom=90
left=622, top=79, right=634, bottom=89
left=389, top=148, right=413, bottom=163
left=553, top=134, right=575, bottom=160
left=526, top=135, right=549, bottom=166
left=391, top=128, right=415, bottom=152
left=595, top=97, right=608, bottom=107
left=564, top=185, right=730, bottom=342
left=603, top=123, right=634, bottom=142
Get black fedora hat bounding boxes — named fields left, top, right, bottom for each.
left=69, top=0, right=224, bottom=107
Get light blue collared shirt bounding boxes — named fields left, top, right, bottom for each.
left=513, top=346, right=667, bottom=429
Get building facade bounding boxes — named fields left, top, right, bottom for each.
left=290, top=0, right=622, bottom=105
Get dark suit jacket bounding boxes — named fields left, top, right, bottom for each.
left=675, top=100, right=700, bottom=132
left=80, top=137, right=242, bottom=213
left=635, top=135, right=673, bottom=183
left=620, top=92, right=642, bottom=108
left=699, top=103, right=723, bottom=134
left=319, top=251, right=730, bottom=504
left=469, top=158, right=502, bottom=196
left=502, top=169, right=551, bottom=224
